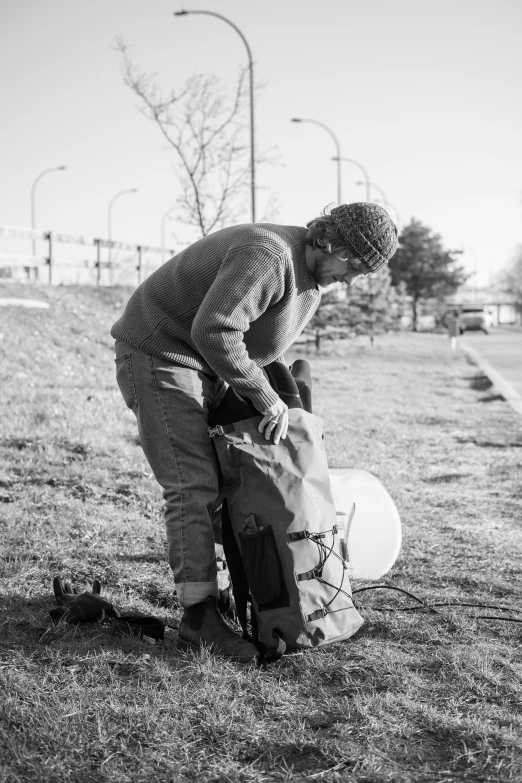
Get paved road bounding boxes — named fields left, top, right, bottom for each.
left=460, top=328, right=522, bottom=415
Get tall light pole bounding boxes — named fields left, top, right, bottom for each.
left=385, top=201, right=402, bottom=231
left=291, top=118, right=342, bottom=205
left=30, top=165, right=66, bottom=255
left=332, top=157, right=370, bottom=202
left=355, top=179, right=402, bottom=228
left=107, top=188, right=138, bottom=266
left=174, top=9, right=256, bottom=223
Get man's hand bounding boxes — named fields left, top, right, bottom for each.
left=258, top=399, right=289, bottom=444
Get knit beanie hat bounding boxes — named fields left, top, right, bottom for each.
left=330, top=203, right=398, bottom=272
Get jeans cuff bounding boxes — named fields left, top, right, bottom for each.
left=178, top=580, right=219, bottom=608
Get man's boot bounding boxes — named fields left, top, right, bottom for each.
left=178, top=596, right=258, bottom=663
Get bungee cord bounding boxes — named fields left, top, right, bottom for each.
left=304, top=528, right=356, bottom=616
left=295, top=531, right=522, bottom=626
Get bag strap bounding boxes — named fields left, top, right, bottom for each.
left=257, top=629, right=286, bottom=669
left=221, top=499, right=285, bottom=665
left=221, top=497, right=251, bottom=638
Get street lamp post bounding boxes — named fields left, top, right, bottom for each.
left=107, top=188, right=138, bottom=269
left=30, top=165, right=66, bottom=255
left=332, top=157, right=370, bottom=202
left=386, top=201, right=402, bottom=231
left=355, top=180, right=402, bottom=229
left=291, top=118, right=342, bottom=205
left=174, top=9, right=256, bottom=223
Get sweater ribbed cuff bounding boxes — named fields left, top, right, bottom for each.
left=249, top=383, right=281, bottom=413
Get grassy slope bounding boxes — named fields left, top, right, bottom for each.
left=1, top=282, right=521, bottom=783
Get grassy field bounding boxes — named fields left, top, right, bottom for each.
left=1, top=281, right=521, bottom=783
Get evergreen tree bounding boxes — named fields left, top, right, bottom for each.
left=307, top=267, right=404, bottom=349
left=388, top=219, right=467, bottom=331
left=344, top=267, right=405, bottom=345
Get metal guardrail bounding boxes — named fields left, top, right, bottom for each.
left=0, top=254, right=48, bottom=268
left=0, top=225, right=175, bottom=286
left=0, top=226, right=47, bottom=241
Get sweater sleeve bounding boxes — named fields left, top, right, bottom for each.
left=191, top=244, right=286, bottom=411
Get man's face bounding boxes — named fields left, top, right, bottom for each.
left=312, top=250, right=373, bottom=290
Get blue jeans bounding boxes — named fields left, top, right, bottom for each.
left=114, top=340, right=226, bottom=607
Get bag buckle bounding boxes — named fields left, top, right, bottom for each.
left=307, top=608, right=328, bottom=621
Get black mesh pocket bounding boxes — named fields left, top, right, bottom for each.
left=239, top=525, right=289, bottom=612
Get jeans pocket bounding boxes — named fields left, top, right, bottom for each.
left=239, top=525, right=289, bottom=611
left=115, top=353, right=138, bottom=410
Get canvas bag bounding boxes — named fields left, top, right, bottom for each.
left=209, top=363, right=363, bottom=656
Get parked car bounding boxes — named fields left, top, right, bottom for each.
left=459, top=306, right=491, bottom=334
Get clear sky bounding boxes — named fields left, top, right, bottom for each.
left=1, top=0, right=521, bottom=286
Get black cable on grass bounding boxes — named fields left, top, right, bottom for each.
left=375, top=607, right=522, bottom=624
left=389, top=602, right=517, bottom=614
left=352, top=584, right=445, bottom=616
left=353, top=585, right=522, bottom=625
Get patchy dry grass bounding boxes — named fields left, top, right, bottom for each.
left=1, top=282, right=521, bottom=783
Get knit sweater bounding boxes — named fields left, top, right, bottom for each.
left=111, top=223, right=321, bottom=411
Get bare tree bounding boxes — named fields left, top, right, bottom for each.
left=117, top=39, right=252, bottom=237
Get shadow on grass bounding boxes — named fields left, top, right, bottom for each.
left=422, top=473, right=470, bottom=483
left=255, top=743, right=341, bottom=776
left=455, top=435, right=522, bottom=449
left=114, top=552, right=164, bottom=563
left=0, top=593, right=68, bottom=652
left=468, top=373, right=493, bottom=392
left=0, top=593, right=51, bottom=614
left=0, top=436, right=92, bottom=458
left=475, top=440, right=522, bottom=447
left=0, top=593, right=183, bottom=660
left=468, top=373, right=509, bottom=404
left=479, top=393, right=505, bottom=403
